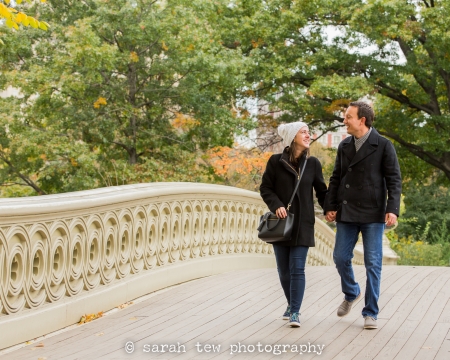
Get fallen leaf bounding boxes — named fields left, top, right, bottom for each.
left=38, top=358, right=47, bottom=360
left=78, top=311, right=104, bottom=324
left=25, top=341, right=34, bottom=345
left=36, top=343, right=45, bottom=348
left=129, top=317, right=137, bottom=321
left=117, top=301, right=133, bottom=309
left=95, top=332, right=104, bottom=336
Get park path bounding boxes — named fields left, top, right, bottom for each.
left=1, top=266, right=449, bottom=360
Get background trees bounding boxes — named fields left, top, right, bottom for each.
left=216, top=0, right=450, bottom=184
left=0, top=0, right=253, bottom=195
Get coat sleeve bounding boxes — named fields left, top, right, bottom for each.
left=323, top=144, right=342, bottom=213
left=382, top=141, right=402, bottom=217
left=313, top=157, right=328, bottom=209
left=260, top=155, right=285, bottom=213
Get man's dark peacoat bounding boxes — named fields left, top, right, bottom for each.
left=324, top=128, right=402, bottom=223
left=260, top=150, right=328, bottom=247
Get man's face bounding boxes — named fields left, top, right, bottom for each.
left=343, top=106, right=364, bottom=136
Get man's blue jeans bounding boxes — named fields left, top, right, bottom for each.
left=273, top=244, right=309, bottom=314
left=333, top=222, right=384, bottom=319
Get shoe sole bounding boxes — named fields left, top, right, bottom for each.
left=364, top=325, right=378, bottom=329
left=282, top=316, right=289, bottom=320
left=337, top=293, right=361, bottom=317
left=289, top=322, right=300, bottom=327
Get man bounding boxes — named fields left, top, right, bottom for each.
left=324, top=101, right=401, bottom=329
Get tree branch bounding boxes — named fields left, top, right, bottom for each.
left=0, top=151, right=47, bottom=195
left=378, top=130, right=450, bottom=179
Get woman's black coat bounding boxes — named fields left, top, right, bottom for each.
left=260, top=149, right=328, bottom=247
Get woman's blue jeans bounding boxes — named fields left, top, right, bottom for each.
left=273, top=244, right=309, bottom=314
left=333, top=222, right=385, bottom=319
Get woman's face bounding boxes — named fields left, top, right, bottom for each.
left=293, top=126, right=310, bottom=150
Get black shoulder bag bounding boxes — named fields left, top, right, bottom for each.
left=257, top=159, right=308, bottom=243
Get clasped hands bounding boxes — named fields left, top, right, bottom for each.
left=325, top=211, right=397, bottom=226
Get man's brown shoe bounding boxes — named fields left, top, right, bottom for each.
left=337, top=293, right=361, bottom=317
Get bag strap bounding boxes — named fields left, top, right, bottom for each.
left=286, top=158, right=308, bottom=211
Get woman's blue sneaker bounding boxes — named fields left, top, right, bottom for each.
left=282, top=306, right=290, bottom=320
left=289, top=312, right=301, bottom=327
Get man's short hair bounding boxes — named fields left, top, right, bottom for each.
left=349, top=101, right=374, bottom=127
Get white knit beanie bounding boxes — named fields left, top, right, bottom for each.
left=277, top=121, right=308, bottom=148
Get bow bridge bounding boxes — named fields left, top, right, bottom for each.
left=0, top=183, right=447, bottom=360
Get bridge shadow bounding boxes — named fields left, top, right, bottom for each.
left=2, top=266, right=450, bottom=360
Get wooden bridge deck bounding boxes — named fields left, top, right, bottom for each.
left=1, top=266, right=450, bottom=360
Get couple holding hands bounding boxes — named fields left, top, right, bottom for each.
left=260, top=101, right=402, bottom=329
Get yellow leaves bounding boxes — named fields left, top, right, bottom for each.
left=251, top=38, right=264, bottom=48
left=161, top=41, right=168, bottom=51
left=0, top=2, right=49, bottom=33
left=186, top=44, right=195, bottom=51
left=324, top=99, right=351, bottom=114
left=171, top=112, right=200, bottom=131
left=130, top=51, right=139, bottom=63
left=78, top=311, right=103, bottom=324
left=402, top=89, right=407, bottom=96
left=39, top=154, right=47, bottom=161
left=117, top=301, right=133, bottom=309
left=70, top=158, right=78, bottom=166
left=94, top=97, right=107, bottom=109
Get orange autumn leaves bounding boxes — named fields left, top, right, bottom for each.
left=206, top=146, right=272, bottom=190
left=78, top=311, right=103, bottom=324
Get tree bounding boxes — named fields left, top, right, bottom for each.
left=216, top=0, right=450, bottom=183
left=0, top=0, right=253, bottom=195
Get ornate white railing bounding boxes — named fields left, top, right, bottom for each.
left=0, top=182, right=393, bottom=349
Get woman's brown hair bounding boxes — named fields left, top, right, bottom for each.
left=288, top=141, right=310, bottom=168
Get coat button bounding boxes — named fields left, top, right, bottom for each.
left=345, top=184, right=350, bottom=188
left=348, top=168, right=352, bottom=172
left=358, top=185, right=363, bottom=190
left=343, top=200, right=347, bottom=204
left=357, top=202, right=361, bottom=206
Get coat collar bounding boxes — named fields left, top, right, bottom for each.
left=279, top=147, right=306, bottom=177
left=342, top=127, right=380, bottom=167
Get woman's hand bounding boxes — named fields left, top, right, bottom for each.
left=275, top=207, right=287, bottom=219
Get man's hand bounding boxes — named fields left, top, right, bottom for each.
left=325, top=211, right=337, bottom=222
left=276, top=207, right=287, bottom=219
left=385, top=213, right=397, bottom=227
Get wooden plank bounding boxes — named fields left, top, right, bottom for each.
left=392, top=276, right=450, bottom=360
left=294, top=266, right=410, bottom=360
left=433, top=327, right=450, bottom=360
left=2, top=267, right=450, bottom=360
left=10, top=269, right=267, bottom=360
left=414, top=323, right=450, bottom=360
left=74, top=269, right=275, bottom=359
left=327, top=267, right=440, bottom=360
left=350, top=268, right=445, bottom=359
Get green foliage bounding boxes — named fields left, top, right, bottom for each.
left=388, top=232, right=450, bottom=267
left=218, top=0, right=450, bottom=182
left=0, top=0, right=254, bottom=196
left=396, top=184, right=450, bottom=244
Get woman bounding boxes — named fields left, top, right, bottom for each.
left=260, top=121, right=327, bottom=327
